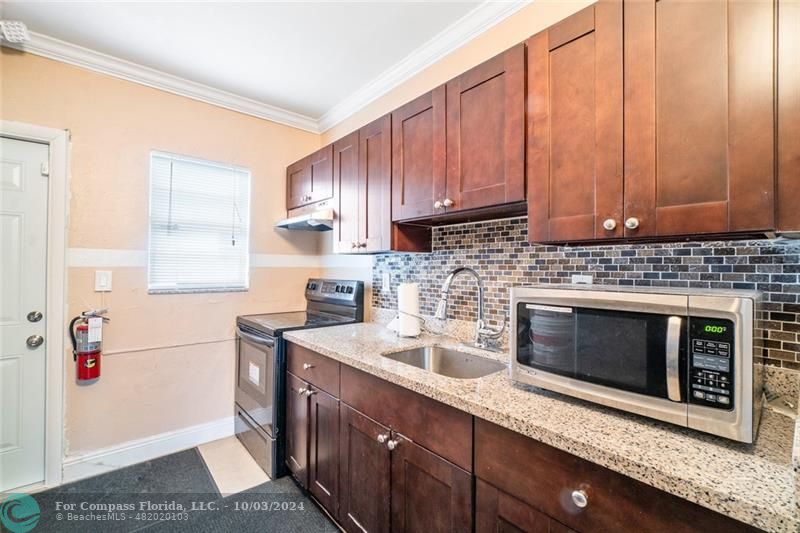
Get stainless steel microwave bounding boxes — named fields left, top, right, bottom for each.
left=510, top=286, right=764, bottom=443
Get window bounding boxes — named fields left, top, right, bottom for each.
left=148, top=151, right=250, bottom=293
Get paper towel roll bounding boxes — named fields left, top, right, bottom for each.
left=397, top=282, right=421, bottom=337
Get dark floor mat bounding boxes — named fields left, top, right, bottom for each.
left=28, top=449, right=219, bottom=533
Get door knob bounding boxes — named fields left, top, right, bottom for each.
left=434, top=200, right=443, bottom=209
left=602, top=219, right=617, bottom=231
left=624, top=217, right=640, bottom=230
left=571, top=489, right=589, bottom=508
left=26, top=335, right=44, bottom=348
left=442, top=198, right=454, bottom=208
left=27, top=311, right=43, bottom=323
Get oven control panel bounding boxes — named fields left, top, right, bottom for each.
left=305, top=279, right=362, bottom=303
left=689, top=318, right=735, bottom=410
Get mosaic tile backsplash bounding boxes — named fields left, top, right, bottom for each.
left=372, top=217, right=800, bottom=370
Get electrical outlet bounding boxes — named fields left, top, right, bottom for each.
left=382, top=272, right=391, bottom=291
left=95, top=270, right=112, bottom=292
left=571, top=274, right=593, bottom=285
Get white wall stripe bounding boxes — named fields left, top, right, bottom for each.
left=67, top=248, right=374, bottom=269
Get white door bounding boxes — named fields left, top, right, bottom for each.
left=0, top=137, right=49, bottom=491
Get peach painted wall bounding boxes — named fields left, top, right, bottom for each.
left=1, top=48, right=323, bottom=455
left=321, top=0, right=593, bottom=144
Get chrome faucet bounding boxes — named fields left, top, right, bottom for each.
left=434, top=267, right=505, bottom=349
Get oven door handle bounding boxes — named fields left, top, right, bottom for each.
left=236, top=327, right=275, bottom=348
left=666, top=316, right=682, bottom=402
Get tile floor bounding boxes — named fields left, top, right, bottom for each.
left=23, top=438, right=338, bottom=532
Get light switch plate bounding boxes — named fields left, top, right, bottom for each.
left=382, top=272, right=391, bottom=291
left=95, top=270, right=112, bottom=292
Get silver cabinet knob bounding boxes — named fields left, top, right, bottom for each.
left=386, top=439, right=400, bottom=451
left=304, top=389, right=317, bottom=397
left=602, top=219, right=617, bottom=231
left=358, top=242, right=367, bottom=249
left=27, top=311, right=43, bottom=323
left=351, top=242, right=358, bottom=249
left=625, top=217, right=640, bottom=230
left=571, top=489, right=588, bottom=508
left=434, top=200, right=443, bottom=209
left=298, top=387, right=307, bottom=395
left=26, top=335, right=44, bottom=348
left=442, top=198, right=454, bottom=208
left=303, top=363, right=315, bottom=370
left=377, top=434, right=388, bottom=444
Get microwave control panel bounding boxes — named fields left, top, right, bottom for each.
left=689, top=318, right=735, bottom=410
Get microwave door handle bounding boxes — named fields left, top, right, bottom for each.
left=666, top=316, right=682, bottom=402
left=236, top=327, right=275, bottom=348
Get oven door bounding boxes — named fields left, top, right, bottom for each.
left=235, top=326, right=277, bottom=437
left=511, top=287, right=690, bottom=426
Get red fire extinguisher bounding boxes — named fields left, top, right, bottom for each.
left=69, top=309, right=109, bottom=381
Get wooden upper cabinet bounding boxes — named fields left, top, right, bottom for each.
left=527, top=0, right=624, bottom=243
left=286, top=144, right=334, bottom=211
left=333, top=132, right=360, bottom=253
left=778, top=0, right=800, bottom=233
left=359, top=115, right=392, bottom=252
left=446, top=44, right=526, bottom=213
left=624, top=0, right=775, bottom=238
left=391, top=87, right=446, bottom=221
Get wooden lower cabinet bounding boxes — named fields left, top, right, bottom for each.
left=285, top=372, right=309, bottom=486
left=476, top=479, right=574, bottom=533
left=309, top=387, right=340, bottom=516
left=391, top=434, right=472, bottom=533
left=339, top=405, right=392, bottom=533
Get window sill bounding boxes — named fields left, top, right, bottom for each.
left=148, top=287, right=249, bottom=295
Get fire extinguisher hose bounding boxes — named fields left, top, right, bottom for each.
left=69, top=315, right=82, bottom=361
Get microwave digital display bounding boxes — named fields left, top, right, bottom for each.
left=704, top=325, right=728, bottom=334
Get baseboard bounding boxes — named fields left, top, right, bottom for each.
left=61, top=416, right=234, bottom=484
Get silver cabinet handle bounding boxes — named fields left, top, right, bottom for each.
left=377, top=434, right=388, bottom=444
left=27, top=311, right=43, bottom=323
left=602, top=219, right=617, bottom=231
left=443, top=198, right=454, bottom=208
left=666, top=316, right=682, bottom=402
left=434, top=200, right=443, bottom=209
left=298, top=387, right=307, bottom=395
left=26, top=335, right=44, bottom=348
left=303, top=363, right=314, bottom=370
left=358, top=242, right=367, bottom=248
left=625, top=217, right=640, bottom=230
left=351, top=242, right=358, bottom=249
left=304, top=389, right=317, bottom=397
left=571, top=489, right=588, bottom=508
left=386, top=439, right=400, bottom=451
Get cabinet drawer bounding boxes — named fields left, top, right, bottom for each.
left=341, top=365, right=472, bottom=471
left=287, top=343, right=340, bottom=397
left=475, top=419, right=758, bottom=533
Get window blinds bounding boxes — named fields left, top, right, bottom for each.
left=148, top=151, right=251, bottom=293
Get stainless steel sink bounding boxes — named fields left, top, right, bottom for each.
left=381, top=346, right=506, bottom=379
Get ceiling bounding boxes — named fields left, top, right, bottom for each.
left=1, top=1, right=513, bottom=131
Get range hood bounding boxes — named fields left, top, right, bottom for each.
left=275, top=208, right=334, bottom=231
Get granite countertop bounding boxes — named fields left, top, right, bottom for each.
left=284, top=322, right=799, bottom=533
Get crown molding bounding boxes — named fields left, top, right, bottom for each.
left=317, top=0, right=531, bottom=133
left=4, top=0, right=530, bottom=135
left=4, top=32, right=321, bottom=133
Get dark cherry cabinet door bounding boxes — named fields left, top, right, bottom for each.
left=527, top=0, right=624, bottom=243
left=391, top=87, right=446, bottom=221
left=390, top=434, right=472, bottom=533
left=446, top=44, right=525, bottom=213
left=286, top=145, right=333, bottom=211
left=778, top=0, right=800, bottom=233
left=339, top=405, right=391, bottom=533
left=309, top=387, right=340, bottom=517
left=285, top=372, right=309, bottom=487
left=624, top=0, right=775, bottom=237
left=476, top=479, right=575, bottom=533
left=333, top=132, right=360, bottom=253
left=359, top=114, right=392, bottom=252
